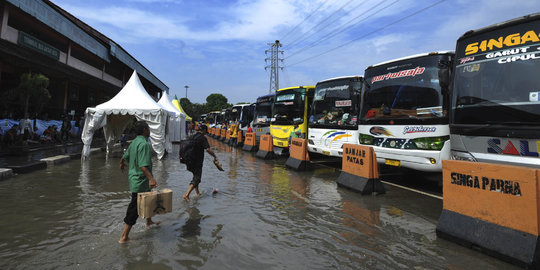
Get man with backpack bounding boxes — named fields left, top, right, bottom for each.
left=181, top=125, right=218, bottom=201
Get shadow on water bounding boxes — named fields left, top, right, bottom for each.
left=0, top=136, right=521, bottom=269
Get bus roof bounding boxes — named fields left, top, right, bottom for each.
left=458, top=12, right=540, bottom=41
left=277, top=85, right=315, bottom=92
left=367, top=51, right=454, bottom=69
left=232, top=104, right=251, bottom=108
left=316, top=75, right=363, bottom=84
left=256, top=93, right=274, bottom=99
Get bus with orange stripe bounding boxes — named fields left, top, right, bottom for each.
left=307, top=76, right=363, bottom=158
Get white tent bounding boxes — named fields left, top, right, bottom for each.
left=157, top=94, right=186, bottom=153
left=81, top=71, right=168, bottom=159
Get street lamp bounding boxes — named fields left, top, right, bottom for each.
left=184, top=85, right=189, bottom=99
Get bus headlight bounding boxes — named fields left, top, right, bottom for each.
left=359, top=134, right=374, bottom=145
left=450, top=150, right=477, bottom=162
left=308, top=139, right=314, bottom=145
left=412, top=136, right=449, bottom=150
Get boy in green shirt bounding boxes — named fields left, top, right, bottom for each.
left=118, top=121, right=159, bottom=243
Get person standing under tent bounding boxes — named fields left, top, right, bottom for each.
left=118, top=121, right=160, bottom=243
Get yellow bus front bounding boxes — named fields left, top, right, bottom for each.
left=270, top=86, right=315, bottom=154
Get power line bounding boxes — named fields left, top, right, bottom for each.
left=285, top=0, right=371, bottom=54
left=279, top=1, right=328, bottom=42
left=287, top=0, right=446, bottom=67
left=286, top=0, right=396, bottom=60
left=284, top=0, right=356, bottom=50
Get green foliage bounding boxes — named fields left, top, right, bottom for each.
left=3, top=73, right=51, bottom=116
left=206, top=93, right=229, bottom=111
left=177, top=93, right=236, bottom=120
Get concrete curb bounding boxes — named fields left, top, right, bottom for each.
left=1, top=146, right=104, bottom=180
left=7, top=161, right=47, bottom=174
left=0, top=168, right=13, bottom=181
left=40, top=155, right=71, bottom=166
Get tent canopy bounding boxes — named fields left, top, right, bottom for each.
left=172, top=95, right=192, bottom=121
left=81, top=71, right=167, bottom=159
left=158, top=94, right=186, bottom=148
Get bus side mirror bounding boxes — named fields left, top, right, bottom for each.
left=438, top=59, right=452, bottom=95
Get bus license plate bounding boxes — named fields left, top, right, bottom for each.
left=322, top=150, right=330, bottom=156
left=385, top=159, right=401, bottom=166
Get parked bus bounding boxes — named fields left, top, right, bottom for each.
left=270, top=86, right=315, bottom=155
left=449, top=13, right=540, bottom=168
left=206, top=111, right=221, bottom=127
left=308, top=76, right=363, bottom=157
left=230, top=104, right=254, bottom=130
left=358, top=51, right=454, bottom=173
left=198, top=114, right=207, bottom=123
left=229, top=103, right=254, bottom=141
left=252, top=94, right=274, bottom=140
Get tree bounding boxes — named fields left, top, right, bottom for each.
left=179, top=97, right=192, bottom=115
left=206, top=93, right=229, bottom=111
left=4, top=73, right=50, bottom=117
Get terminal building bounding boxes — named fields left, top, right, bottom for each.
left=0, top=0, right=168, bottom=120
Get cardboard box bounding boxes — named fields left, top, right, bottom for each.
left=137, top=189, right=173, bottom=218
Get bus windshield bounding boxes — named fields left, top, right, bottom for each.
left=253, top=96, right=273, bottom=127
left=231, top=106, right=241, bottom=122
left=361, top=54, right=450, bottom=124
left=240, top=105, right=253, bottom=127
left=272, top=88, right=307, bottom=125
left=452, top=22, right=540, bottom=126
left=310, top=77, right=362, bottom=128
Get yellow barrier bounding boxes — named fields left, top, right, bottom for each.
left=220, top=129, right=226, bottom=141
left=225, top=128, right=231, bottom=144
left=337, top=144, right=385, bottom=195
left=242, top=133, right=257, bottom=152
left=256, top=134, right=275, bottom=159
left=436, top=160, right=540, bottom=268
left=235, top=130, right=243, bottom=147
left=286, top=138, right=310, bottom=170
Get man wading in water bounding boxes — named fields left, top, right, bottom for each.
left=183, top=125, right=218, bottom=201
left=119, top=121, right=160, bottom=243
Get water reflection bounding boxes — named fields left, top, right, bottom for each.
left=181, top=207, right=202, bottom=238
left=0, top=140, right=519, bottom=270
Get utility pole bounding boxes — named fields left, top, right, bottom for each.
left=184, top=85, right=189, bottom=99
left=265, top=40, right=284, bottom=94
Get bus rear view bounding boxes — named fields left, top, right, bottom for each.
left=359, top=52, right=454, bottom=173
left=450, top=14, right=540, bottom=168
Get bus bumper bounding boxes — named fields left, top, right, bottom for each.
left=370, top=141, right=450, bottom=172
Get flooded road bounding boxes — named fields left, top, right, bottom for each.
left=0, top=137, right=518, bottom=269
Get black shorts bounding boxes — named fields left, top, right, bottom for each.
left=124, top=193, right=139, bottom=226
left=190, top=166, right=202, bottom=188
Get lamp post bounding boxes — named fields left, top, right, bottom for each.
left=184, top=85, right=189, bottom=99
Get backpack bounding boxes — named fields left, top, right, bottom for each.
left=178, top=133, right=199, bottom=164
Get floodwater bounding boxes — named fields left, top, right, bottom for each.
left=0, top=137, right=518, bottom=270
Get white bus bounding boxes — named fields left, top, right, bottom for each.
left=252, top=94, right=274, bottom=141
left=308, top=76, right=363, bottom=157
left=358, top=51, right=454, bottom=173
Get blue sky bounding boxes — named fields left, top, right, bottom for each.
left=52, top=0, right=540, bottom=104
